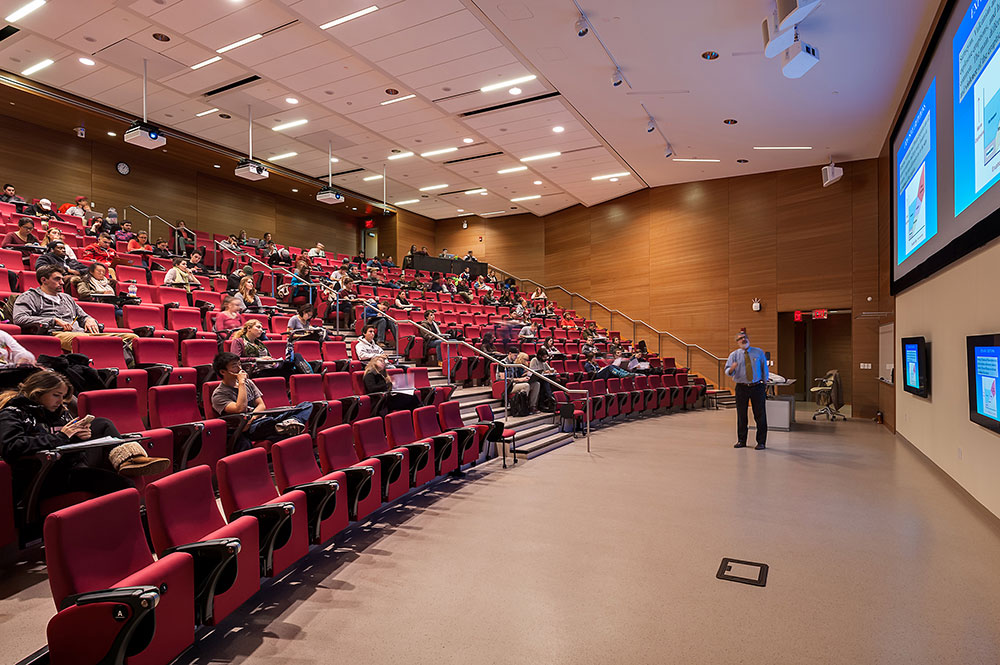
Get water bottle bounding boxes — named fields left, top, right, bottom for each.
left=127, top=282, right=138, bottom=299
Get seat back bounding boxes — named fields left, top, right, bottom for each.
left=133, top=337, right=177, bottom=366
left=77, top=388, right=146, bottom=433
left=117, top=265, right=147, bottom=285
left=254, top=376, right=290, bottom=407
left=149, top=384, right=203, bottom=427
left=77, top=302, right=118, bottom=329
left=322, top=341, right=348, bottom=361
left=0, top=248, right=24, bottom=270
left=270, top=434, right=321, bottom=492
left=384, top=410, right=417, bottom=447
left=72, top=335, right=127, bottom=370
left=317, top=424, right=361, bottom=472
left=144, top=465, right=227, bottom=554
left=155, top=286, right=189, bottom=307
left=289, top=374, right=325, bottom=403
left=475, top=404, right=496, bottom=422
left=180, top=339, right=217, bottom=367
left=352, top=416, right=390, bottom=458
left=413, top=405, right=444, bottom=438
left=438, top=401, right=466, bottom=430
left=167, top=308, right=203, bottom=331
left=324, top=372, right=354, bottom=400
left=15, top=334, right=62, bottom=358
left=44, top=488, right=153, bottom=608
left=408, top=367, right=430, bottom=389
left=350, top=370, right=367, bottom=396
left=293, top=340, right=321, bottom=362
left=217, top=448, right=280, bottom=518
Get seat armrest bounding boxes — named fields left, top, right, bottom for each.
left=163, top=538, right=241, bottom=624
left=137, top=363, right=173, bottom=386
left=398, top=442, right=431, bottom=484
left=60, top=585, right=160, bottom=612
left=286, top=479, right=339, bottom=543
left=334, top=465, right=376, bottom=521
left=229, top=502, right=296, bottom=577
left=97, top=367, right=119, bottom=389
left=368, top=452, right=404, bottom=501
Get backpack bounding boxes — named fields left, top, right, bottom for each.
left=507, top=390, right=530, bottom=417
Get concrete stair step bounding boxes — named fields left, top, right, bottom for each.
left=513, top=429, right=575, bottom=460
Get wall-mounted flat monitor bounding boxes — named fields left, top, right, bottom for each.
left=967, top=333, right=1000, bottom=434
left=901, top=336, right=930, bottom=398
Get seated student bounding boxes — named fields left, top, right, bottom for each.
left=417, top=310, right=444, bottom=361
left=264, top=241, right=291, bottom=266
left=627, top=352, right=652, bottom=374
left=187, top=250, right=214, bottom=277
left=25, top=198, right=58, bottom=221
left=151, top=237, right=173, bottom=258
left=3, top=217, right=40, bottom=248
left=236, top=276, right=263, bottom=311
left=497, top=350, right=531, bottom=398
left=127, top=230, right=152, bottom=253
left=518, top=321, right=538, bottom=341
left=229, top=320, right=311, bottom=379
left=463, top=250, right=477, bottom=262
left=81, top=232, right=118, bottom=270
left=540, top=337, right=559, bottom=357
left=480, top=332, right=501, bottom=359
left=289, top=261, right=315, bottom=303
left=583, top=352, right=601, bottom=376
left=362, top=355, right=420, bottom=413
left=210, top=352, right=313, bottom=451
left=227, top=264, right=254, bottom=292
left=214, top=296, right=245, bottom=336
left=0, top=369, right=169, bottom=506
left=530, top=286, right=547, bottom=301
left=219, top=234, right=239, bottom=252
left=580, top=335, right=599, bottom=357
left=0, top=183, right=25, bottom=204
left=287, top=303, right=325, bottom=341
left=164, top=256, right=201, bottom=291
left=114, top=220, right=136, bottom=244
left=173, top=220, right=195, bottom=255
left=64, top=196, right=88, bottom=217
left=438, top=248, right=454, bottom=259
left=35, top=241, right=86, bottom=280
left=354, top=324, right=386, bottom=362
left=394, top=289, right=416, bottom=311
left=13, top=265, right=138, bottom=351
left=363, top=298, right=397, bottom=345
left=528, top=347, right=558, bottom=412
left=75, top=263, right=116, bottom=301
left=416, top=246, right=429, bottom=256
left=307, top=242, right=326, bottom=258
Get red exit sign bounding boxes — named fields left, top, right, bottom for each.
left=364, top=219, right=375, bottom=229
left=794, top=310, right=802, bottom=322
left=812, top=309, right=829, bottom=320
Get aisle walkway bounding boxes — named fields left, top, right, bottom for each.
left=160, top=411, right=1000, bottom=665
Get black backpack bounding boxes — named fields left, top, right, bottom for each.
left=507, top=390, right=530, bottom=417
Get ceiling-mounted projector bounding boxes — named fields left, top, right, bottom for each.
left=317, top=186, right=344, bottom=205
left=822, top=161, right=843, bottom=188
left=235, top=158, right=268, bottom=181
left=761, top=15, right=795, bottom=58
left=782, top=39, right=819, bottom=78
left=124, top=120, right=165, bottom=149
left=777, top=0, right=822, bottom=32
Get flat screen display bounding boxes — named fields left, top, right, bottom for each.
left=967, top=333, right=1000, bottom=433
left=891, top=0, right=1000, bottom=292
left=901, top=336, right=930, bottom=397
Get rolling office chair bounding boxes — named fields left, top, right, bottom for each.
left=811, top=369, right=847, bottom=421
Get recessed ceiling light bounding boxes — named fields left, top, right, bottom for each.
left=462, top=138, right=474, bottom=144
left=216, top=33, right=262, bottom=54
left=21, top=58, right=53, bottom=76
left=752, top=146, right=812, bottom=150
left=511, top=195, right=541, bottom=202
left=380, top=94, right=415, bottom=106
left=457, top=208, right=465, bottom=212
left=395, top=199, right=419, bottom=205
left=533, top=180, right=542, bottom=185
left=498, top=166, right=528, bottom=174
left=609, top=178, right=619, bottom=182
left=701, top=50, right=720, bottom=60
left=363, top=174, right=383, bottom=181
left=330, top=156, right=340, bottom=163
left=352, top=207, right=357, bottom=210
left=195, top=107, right=219, bottom=117
left=737, top=159, right=749, bottom=164
left=508, top=87, right=521, bottom=95
left=481, top=74, right=537, bottom=93
left=78, top=57, right=95, bottom=66
left=420, top=147, right=457, bottom=157
left=480, top=210, right=506, bottom=215
left=591, top=172, right=630, bottom=180
left=191, top=56, right=221, bottom=70
left=5, top=0, right=45, bottom=23
left=419, top=184, right=448, bottom=191
left=520, top=151, right=561, bottom=162
left=387, top=152, right=413, bottom=160
left=465, top=188, right=487, bottom=195
left=269, top=152, right=297, bottom=161
left=272, top=118, right=307, bottom=132
left=320, top=5, right=378, bottom=30
left=673, top=158, right=721, bottom=162
left=219, top=113, right=231, bottom=119
left=291, top=188, right=298, bottom=193
left=552, top=126, right=564, bottom=133
left=213, top=164, right=221, bottom=168
left=285, top=97, right=298, bottom=105
left=385, top=88, right=399, bottom=95
left=480, top=191, right=488, bottom=196
left=152, top=33, right=170, bottom=42
left=107, top=131, right=116, bottom=137
left=723, top=118, right=738, bottom=125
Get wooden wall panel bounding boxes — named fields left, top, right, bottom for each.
left=588, top=193, right=650, bottom=329
left=196, top=173, right=276, bottom=241
left=435, top=217, right=485, bottom=262
left=483, top=215, right=545, bottom=284
left=0, top=115, right=92, bottom=208
left=812, top=313, right=854, bottom=405
left=275, top=198, right=358, bottom=257
left=543, top=205, right=593, bottom=318
left=395, top=210, right=435, bottom=262
left=851, top=159, right=880, bottom=418
left=775, top=165, right=854, bottom=311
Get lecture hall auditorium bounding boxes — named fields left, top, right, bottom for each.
left=2, top=0, right=999, bottom=663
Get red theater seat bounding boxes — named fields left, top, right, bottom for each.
left=316, top=425, right=381, bottom=522
left=351, top=417, right=414, bottom=501
left=271, top=434, right=350, bottom=543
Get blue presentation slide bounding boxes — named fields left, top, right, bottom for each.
left=897, top=80, right=938, bottom=264
left=905, top=343, right=921, bottom=389
left=974, top=346, right=1000, bottom=421
left=954, top=0, right=1000, bottom=214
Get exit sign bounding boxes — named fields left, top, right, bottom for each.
left=812, top=309, right=829, bottom=320
left=364, top=219, right=375, bottom=229
left=794, top=310, right=802, bottom=322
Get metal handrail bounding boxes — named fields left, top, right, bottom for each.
left=214, top=240, right=303, bottom=300
left=489, top=264, right=727, bottom=387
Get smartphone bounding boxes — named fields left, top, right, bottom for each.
left=77, top=414, right=95, bottom=426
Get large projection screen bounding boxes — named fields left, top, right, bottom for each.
left=891, top=0, right=1000, bottom=293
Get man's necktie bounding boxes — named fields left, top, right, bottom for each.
left=744, top=349, right=754, bottom=383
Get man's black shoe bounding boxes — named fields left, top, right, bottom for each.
left=754, top=443, right=766, bottom=450
left=733, top=442, right=747, bottom=448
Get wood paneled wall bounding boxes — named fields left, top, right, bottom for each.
left=0, top=113, right=358, bottom=255
left=393, top=209, right=435, bottom=261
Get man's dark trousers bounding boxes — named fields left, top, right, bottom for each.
left=735, top=382, right=767, bottom=446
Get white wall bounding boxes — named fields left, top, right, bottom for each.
left=896, top=239, right=1000, bottom=518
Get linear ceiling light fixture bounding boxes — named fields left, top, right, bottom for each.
left=387, top=151, right=413, bottom=160
left=510, top=195, right=541, bottom=202
left=673, top=158, right=721, bottom=162
left=21, top=58, right=53, bottom=76
left=216, top=33, right=262, bottom=53
left=395, top=199, right=419, bottom=205
left=363, top=174, right=383, bottom=181
left=195, top=107, right=219, bottom=117
left=497, top=166, right=528, bottom=174
left=480, top=74, right=537, bottom=93
left=591, top=172, right=630, bottom=180
left=272, top=118, right=307, bottom=131
left=520, top=151, right=561, bottom=162
left=752, top=146, right=812, bottom=150
left=320, top=5, right=378, bottom=30
left=191, top=56, right=221, bottom=70
left=420, top=147, right=457, bottom=157
left=465, top=188, right=487, bottom=195
left=380, top=94, right=415, bottom=105
left=480, top=210, right=506, bottom=215
left=5, top=0, right=45, bottom=22
left=269, top=151, right=297, bottom=161
left=419, top=184, right=448, bottom=191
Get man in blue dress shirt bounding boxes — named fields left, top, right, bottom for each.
left=725, top=331, right=769, bottom=450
